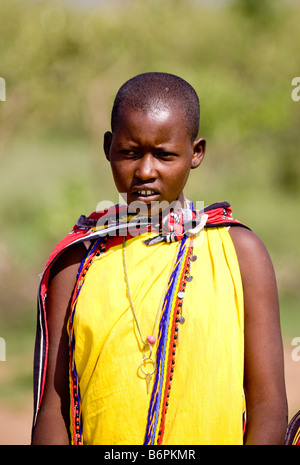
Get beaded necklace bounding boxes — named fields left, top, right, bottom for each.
left=122, top=236, right=181, bottom=394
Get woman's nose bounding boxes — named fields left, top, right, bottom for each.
left=134, top=154, right=158, bottom=180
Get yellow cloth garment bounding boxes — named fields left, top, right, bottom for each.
left=72, top=226, right=244, bottom=445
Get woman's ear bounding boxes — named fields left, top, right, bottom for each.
left=191, top=137, right=206, bottom=169
left=103, top=131, right=113, bottom=161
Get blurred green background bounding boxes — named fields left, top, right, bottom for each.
left=0, top=0, right=299, bottom=441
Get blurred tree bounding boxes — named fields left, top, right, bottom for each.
left=230, top=0, right=275, bottom=18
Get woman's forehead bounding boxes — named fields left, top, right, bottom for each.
left=113, top=107, right=191, bottom=142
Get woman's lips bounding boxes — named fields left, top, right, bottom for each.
left=131, top=188, right=161, bottom=202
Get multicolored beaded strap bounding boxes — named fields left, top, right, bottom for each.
left=68, top=237, right=107, bottom=445
left=292, top=426, right=300, bottom=445
left=68, top=232, right=195, bottom=445
left=144, top=234, right=194, bottom=445
left=284, top=411, right=300, bottom=445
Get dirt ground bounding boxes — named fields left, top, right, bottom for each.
left=0, top=345, right=299, bottom=445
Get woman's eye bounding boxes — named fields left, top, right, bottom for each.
left=156, top=152, right=176, bottom=159
left=121, top=150, right=137, bottom=157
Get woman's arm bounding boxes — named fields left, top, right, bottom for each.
left=229, top=226, right=288, bottom=445
left=32, top=243, right=87, bottom=445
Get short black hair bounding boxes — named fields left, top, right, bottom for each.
left=111, top=72, right=200, bottom=141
